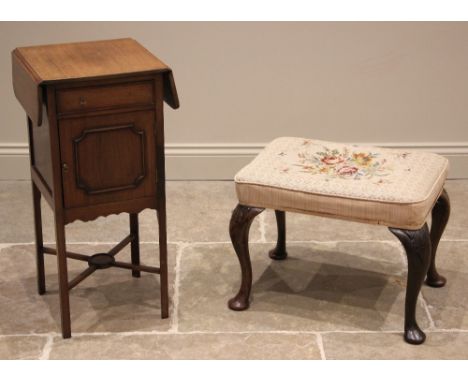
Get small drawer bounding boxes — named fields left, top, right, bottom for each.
left=56, top=81, right=154, bottom=114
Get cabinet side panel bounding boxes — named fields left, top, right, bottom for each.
left=31, top=103, right=54, bottom=190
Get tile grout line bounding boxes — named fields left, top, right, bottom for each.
left=2, top=330, right=403, bottom=338
left=171, top=239, right=405, bottom=246
left=3, top=328, right=468, bottom=340
left=0, top=243, right=21, bottom=250
left=420, top=294, right=436, bottom=329
left=0, top=333, right=53, bottom=338
left=38, top=333, right=55, bottom=360
left=0, top=238, right=466, bottom=249
left=0, top=237, right=466, bottom=249
left=168, top=243, right=186, bottom=333
left=0, top=242, right=34, bottom=251
left=0, top=239, right=422, bottom=248
left=315, top=333, right=326, bottom=360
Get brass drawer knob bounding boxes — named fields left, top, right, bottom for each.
left=62, top=163, right=69, bottom=173
left=79, top=96, right=87, bottom=106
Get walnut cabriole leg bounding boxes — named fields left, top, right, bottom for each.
left=427, top=189, right=450, bottom=287
left=389, top=223, right=431, bottom=345
left=32, top=182, right=46, bottom=295
left=269, top=210, right=288, bottom=260
left=130, top=213, right=141, bottom=278
left=228, top=204, right=264, bottom=311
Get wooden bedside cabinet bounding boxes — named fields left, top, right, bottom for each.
left=12, top=38, right=179, bottom=338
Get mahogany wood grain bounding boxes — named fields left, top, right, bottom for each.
left=68, top=266, right=96, bottom=291
left=59, top=110, right=157, bottom=209
left=28, top=114, right=47, bottom=296
left=30, top=166, right=54, bottom=208
left=12, top=38, right=179, bottom=126
left=107, top=234, right=134, bottom=257
left=43, top=246, right=90, bottom=262
left=32, top=182, right=46, bottom=295
left=130, top=213, right=141, bottom=278
left=46, top=86, right=71, bottom=338
left=113, top=261, right=160, bottom=274
left=11, top=52, right=43, bottom=125
left=64, top=196, right=156, bottom=225
left=14, top=38, right=170, bottom=82
left=157, top=205, right=169, bottom=318
left=56, top=81, right=154, bottom=115
left=30, top=107, right=53, bottom=189
left=13, top=39, right=178, bottom=338
left=154, top=75, right=169, bottom=318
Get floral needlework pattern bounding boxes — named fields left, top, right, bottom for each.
left=293, top=144, right=402, bottom=184
left=234, top=137, right=449, bottom=203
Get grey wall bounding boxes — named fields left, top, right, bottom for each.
left=1, top=22, right=467, bottom=179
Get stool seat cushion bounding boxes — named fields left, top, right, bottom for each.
left=235, top=137, right=449, bottom=229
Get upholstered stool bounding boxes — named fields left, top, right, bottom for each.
left=228, top=137, right=450, bottom=345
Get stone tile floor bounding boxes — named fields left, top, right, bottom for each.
left=0, top=180, right=467, bottom=359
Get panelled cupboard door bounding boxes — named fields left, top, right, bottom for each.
left=59, top=110, right=157, bottom=209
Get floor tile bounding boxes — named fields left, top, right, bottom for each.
left=49, top=332, right=320, bottom=360
left=163, top=181, right=261, bottom=243
left=0, top=243, right=176, bottom=334
left=178, top=242, right=428, bottom=332
left=2, top=179, right=467, bottom=360
left=322, top=331, right=468, bottom=359
left=0, top=181, right=34, bottom=243
left=0, top=336, right=48, bottom=360
left=422, top=241, right=468, bottom=330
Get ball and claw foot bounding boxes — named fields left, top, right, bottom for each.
left=405, top=324, right=426, bottom=345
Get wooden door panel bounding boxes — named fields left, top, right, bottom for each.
left=59, top=110, right=156, bottom=209
left=73, top=124, right=146, bottom=194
